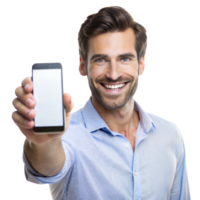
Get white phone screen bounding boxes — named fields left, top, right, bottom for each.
left=33, top=69, right=63, bottom=127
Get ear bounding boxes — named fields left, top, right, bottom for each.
left=138, top=56, right=145, bottom=75
left=79, top=57, right=87, bottom=76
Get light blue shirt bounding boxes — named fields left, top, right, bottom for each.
left=23, top=98, right=190, bottom=200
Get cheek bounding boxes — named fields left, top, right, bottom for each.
left=87, top=69, right=100, bottom=87
left=88, top=64, right=107, bottom=79
left=124, top=66, right=138, bottom=74
left=91, top=67, right=103, bottom=76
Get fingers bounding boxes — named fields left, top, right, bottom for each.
left=13, top=77, right=36, bottom=131
left=15, top=86, right=36, bottom=109
left=10, top=77, right=36, bottom=128
left=12, top=98, right=35, bottom=120
left=12, top=111, right=34, bottom=129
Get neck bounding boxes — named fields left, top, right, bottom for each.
left=91, top=96, right=140, bottom=137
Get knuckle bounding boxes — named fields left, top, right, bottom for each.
left=13, top=99, right=20, bottom=109
left=15, top=85, right=21, bottom=91
left=10, top=97, right=16, bottom=106
left=15, top=86, right=20, bottom=96
left=12, top=111, right=17, bottom=120
left=12, top=111, right=24, bottom=126
left=10, top=111, right=14, bottom=120
left=12, top=98, right=17, bottom=106
left=13, top=87, right=17, bottom=95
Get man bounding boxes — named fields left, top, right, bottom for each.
left=12, top=6, right=190, bottom=200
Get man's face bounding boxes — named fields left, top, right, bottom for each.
left=80, top=28, right=144, bottom=110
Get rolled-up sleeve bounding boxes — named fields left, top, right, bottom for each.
left=170, top=126, right=190, bottom=200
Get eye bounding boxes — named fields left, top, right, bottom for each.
left=121, top=57, right=130, bottom=62
left=95, top=57, right=130, bottom=63
left=96, top=58, right=105, bottom=63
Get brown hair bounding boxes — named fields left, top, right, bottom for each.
left=78, top=6, right=147, bottom=66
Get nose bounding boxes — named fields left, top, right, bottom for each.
left=106, top=59, right=121, bottom=80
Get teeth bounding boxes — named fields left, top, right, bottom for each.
left=104, top=83, right=125, bottom=89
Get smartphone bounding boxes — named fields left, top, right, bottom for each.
left=32, top=63, right=65, bottom=133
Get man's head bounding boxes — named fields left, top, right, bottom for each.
left=78, top=6, right=147, bottom=110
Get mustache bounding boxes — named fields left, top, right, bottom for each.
left=97, top=79, right=131, bottom=83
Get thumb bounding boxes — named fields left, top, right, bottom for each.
left=63, top=93, right=74, bottom=114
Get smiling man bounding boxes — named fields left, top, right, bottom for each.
left=12, top=6, right=190, bottom=200
left=79, top=28, right=143, bottom=153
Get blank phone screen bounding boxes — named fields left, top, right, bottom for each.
left=33, top=69, right=63, bottom=127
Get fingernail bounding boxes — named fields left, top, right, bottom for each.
left=26, top=109, right=31, bottom=116
left=26, top=98, right=33, bottom=106
left=24, top=84, right=29, bottom=90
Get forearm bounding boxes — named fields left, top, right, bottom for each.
left=24, top=137, right=65, bottom=177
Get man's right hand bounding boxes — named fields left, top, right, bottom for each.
left=12, top=77, right=73, bottom=145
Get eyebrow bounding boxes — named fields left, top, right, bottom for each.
left=90, top=53, right=136, bottom=62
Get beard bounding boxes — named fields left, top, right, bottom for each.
left=88, top=76, right=138, bottom=110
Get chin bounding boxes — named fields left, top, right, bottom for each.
left=96, top=95, right=130, bottom=110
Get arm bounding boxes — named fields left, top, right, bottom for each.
left=24, top=137, right=65, bottom=176
left=170, top=126, right=192, bottom=200
left=12, top=77, right=74, bottom=177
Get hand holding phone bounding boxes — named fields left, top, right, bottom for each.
left=12, top=65, right=74, bottom=145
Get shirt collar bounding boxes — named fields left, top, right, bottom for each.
left=81, top=98, right=156, bottom=134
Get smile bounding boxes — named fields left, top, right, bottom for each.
left=100, top=82, right=128, bottom=93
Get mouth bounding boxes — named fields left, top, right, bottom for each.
left=100, top=82, right=129, bottom=94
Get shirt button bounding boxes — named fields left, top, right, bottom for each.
left=124, top=143, right=129, bottom=147
left=134, top=172, right=137, bottom=176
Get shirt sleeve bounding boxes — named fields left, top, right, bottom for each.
left=170, top=126, right=191, bottom=200
left=23, top=139, right=75, bottom=184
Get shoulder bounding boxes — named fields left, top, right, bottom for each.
left=146, top=113, right=184, bottom=157
left=147, top=112, right=182, bottom=141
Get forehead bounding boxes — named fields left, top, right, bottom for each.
left=87, top=28, right=137, bottom=57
